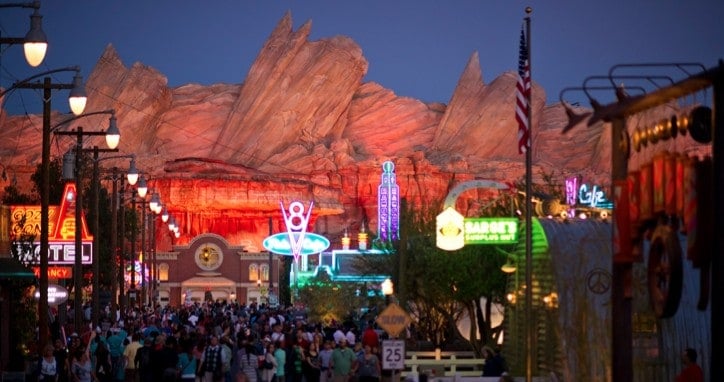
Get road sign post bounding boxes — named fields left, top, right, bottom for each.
left=377, top=303, right=411, bottom=382
left=376, top=302, right=412, bottom=338
left=382, top=339, right=405, bottom=370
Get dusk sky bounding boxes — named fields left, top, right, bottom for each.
left=1, top=0, right=722, bottom=116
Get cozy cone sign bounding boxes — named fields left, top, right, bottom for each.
left=376, top=302, right=412, bottom=338
left=11, top=183, right=93, bottom=264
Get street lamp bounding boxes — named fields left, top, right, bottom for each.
left=381, top=277, right=394, bottom=305
left=56, top=110, right=121, bottom=332
left=127, top=186, right=163, bottom=307
left=88, top=154, right=136, bottom=325
left=106, top=160, right=137, bottom=318
left=0, top=1, right=48, bottom=67
left=0, top=66, right=87, bottom=347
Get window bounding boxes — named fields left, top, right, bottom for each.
left=260, top=264, right=269, bottom=281
left=159, top=263, right=169, bottom=281
left=249, top=263, right=259, bottom=281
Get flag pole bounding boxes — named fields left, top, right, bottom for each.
left=523, top=7, right=534, bottom=382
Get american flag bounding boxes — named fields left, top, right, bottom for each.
left=516, top=26, right=530, bottom=154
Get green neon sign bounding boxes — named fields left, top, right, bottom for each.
left=463, top=217, right=519, bottom=244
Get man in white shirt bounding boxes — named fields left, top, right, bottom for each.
left=345, top=328, right=356, bottom=346
left=333, top=326, right=346, bottom=346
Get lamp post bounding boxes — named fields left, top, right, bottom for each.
left=1, top=66, right=87, bottom=347
left=381, top=277, right=394, bottom=306
left=126, top=182, right=162, bottom=308
left=90, top=155, right=136, bottom=324
left=56, top=111, right=120, bottom=333
left=0, top=1, right=48, bottom=67
left=109, top=159, right=138, bottom=316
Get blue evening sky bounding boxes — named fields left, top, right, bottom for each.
left=1, top=0, right=722, bottom=115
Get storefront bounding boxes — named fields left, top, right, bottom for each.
left=155, top=233, right=279, bottom=307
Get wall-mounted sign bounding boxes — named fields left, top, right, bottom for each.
left=436, top=207, right=465, bottom=251
left=34, top=284, right=69, bottom=306
left=15, top=242, right=92, bottom=265
left=463, top=217, right=519, bottom=244
left=263, top=232, right=330, bottom=256
left=565, top=177, right=614, bottom=210
left=378, top=161, right=400, bottom=242
left=11, top=183, right=94, bottom=265
left=437, top=208, right=519, bottom=250
left=279, top=201, right=313, bottom=262
left=32, top=266, right=73, bottom=279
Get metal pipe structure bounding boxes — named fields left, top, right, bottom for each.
left=563, top=62, right=722, bottom=381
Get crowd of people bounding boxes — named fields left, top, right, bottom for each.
left=35, top=300, right=385, bottom=382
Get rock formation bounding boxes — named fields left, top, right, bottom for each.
left=0, top=12, right=710, bottom=251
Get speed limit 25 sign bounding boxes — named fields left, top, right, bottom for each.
left=382, top=339, right=405, bottom=370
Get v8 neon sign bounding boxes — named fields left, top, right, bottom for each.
left=281, top=201, right=313, bottom=262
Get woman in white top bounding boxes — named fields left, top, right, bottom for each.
left=38, top=344, right=58, bottom=381
left=262, top=343, right=278, bottom=382
left=71, top=331, right=97, bottom=382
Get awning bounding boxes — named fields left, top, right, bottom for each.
left=0, top=258, right=36, bottom=280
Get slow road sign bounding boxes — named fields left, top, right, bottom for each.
left=376, top=302, right=411, bottom=338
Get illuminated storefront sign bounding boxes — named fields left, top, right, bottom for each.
left=262, top=232, right=330, bottom=256
left=34, top=284, right=69, bottom=306
left=436, top=207, right=465, bottom=251
left=263, top=200, right=330, bottom=258
left=378, top=160, right=400, bottom=242
left=565, top=177, right=614, bottom=210
left=463, top=218, right=519, bottom=244
left=17, top=242, right=92, bottom=264
left=10, top=183, right=94, bottom=265
left=437, top=207, right=519, bottom=250
left=32, top=266, right=73, bottom=279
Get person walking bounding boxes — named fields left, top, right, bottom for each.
left=273, top=341, right=287, bottom=382
left=37, top=344, right=59, bottom=382
left=123, top=333, right=142, bottom=382
left=199, top=334, right=224, bottom=382
left=356, top=345, right=380, bottom=382
left=676, top=348, right=703, bottom=382
left=330, top=339, right=356, bottom=382
left=262, top=342, right=278, bottom=382
left=177, top=339, right=198, bottom=382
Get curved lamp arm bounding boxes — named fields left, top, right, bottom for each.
left=97, top=154, right=138, bottom=185
left=0, top=66, right=87, bottom=115
left=51, top=109, right=120, bottom=149
left=0, top=1, right=47, bottom=67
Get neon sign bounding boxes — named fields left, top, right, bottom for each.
left=262, top=233, right=330, bottom=256
left=32, top=266, right=73, bottom=279
left=578, top=184, right=612, bottom=208
left=378, top=160, right=400, bottom=242
left=564, top=177, right=613, bottom=210
left=437, top=208, right=519, bottom=250
left=279, top=201, right=313, bottom=262
left=463, top=218, right=519, bottom=244
left=11, top=183, right=94, bottom=265
left=15, top=242, right=93, bottom=265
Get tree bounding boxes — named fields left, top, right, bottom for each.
left=297, top=271, right=368, bottom=325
